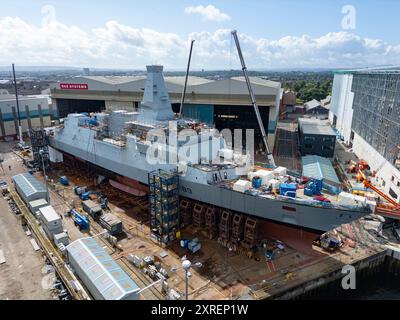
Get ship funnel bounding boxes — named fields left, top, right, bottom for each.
left=138, top=65, right=175, bottom=122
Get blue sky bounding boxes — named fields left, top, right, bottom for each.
left=0, top=0, right=399, bottom=69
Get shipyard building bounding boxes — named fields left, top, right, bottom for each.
left=298, top=118, right=336, bottom=158
left=329, top=68, right=400, bottom=202
left=0, top=91, right=51, bottom=140
left=50, top=74, right=282, bottom=150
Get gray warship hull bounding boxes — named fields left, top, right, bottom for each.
left=49, top=137, right=367, bottom=232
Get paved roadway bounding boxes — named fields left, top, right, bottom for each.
left=0, top=142, right=55, bottom=300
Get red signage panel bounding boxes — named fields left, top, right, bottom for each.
left=60, top=83, right=88, bottom=90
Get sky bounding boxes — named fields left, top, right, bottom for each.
left=0, top=0, right=399, bottom=70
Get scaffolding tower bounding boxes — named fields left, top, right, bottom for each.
left=351, top=72, right=400, bottom=166
left=30, top=128, right=50, bottom=170
left=148, top=169, right=179, bottom=245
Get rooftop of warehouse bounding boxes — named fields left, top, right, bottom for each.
left=334, top=67, right=400, bottom=75
left=81, top=75, right=145, bottom=85
left=12, top=173, right=47, bottom=197
left=302, top=155, right=340, bottom=184
left=298, top=118, right=336, bottom=136
left=70, top=75, right=281, bottom=89
left=66, top=237, right=139, bottom=300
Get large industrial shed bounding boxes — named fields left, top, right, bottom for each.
left=12, top=173, right=48, bottom=203
left=50, top=69, right=282, bottom=151
left=302, top=155, right=340, bottom=184
left=66, top=237, right=140, bottom=300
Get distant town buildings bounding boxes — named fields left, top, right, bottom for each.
left=303, top=98, right=330, bottom=119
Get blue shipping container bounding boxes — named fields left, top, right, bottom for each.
left=252, top=177, right=262, bottom=189
left=279, top=183, right=297, bottom=197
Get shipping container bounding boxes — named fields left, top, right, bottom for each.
left=99, top=213, right=123, bottom=235
left=28, top=198, right=48, bottom=216
left=54, top=232, right=69, bottom=246
left=82, top=200, right=102, bottom=219
left=38, top=205, right=62, bottom=231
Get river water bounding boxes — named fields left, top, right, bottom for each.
left=314, top=271, right=400, bottom=300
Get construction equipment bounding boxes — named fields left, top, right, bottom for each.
left=313, top=234, right=341, bottom=252
left=12, top=64, right=24, bottom=145
left=357, top=170, right=400, bottom=217
left=231, top=30, right=275, bottom=167
left=59, top=176, right=69, bottom=186
left=73, top=186, right=87, bottom=196
left=179, top=40, right=195, bottom=118
left=304, top=178, right=323, bottom=196
left=69, top=209, right=90, bottom=231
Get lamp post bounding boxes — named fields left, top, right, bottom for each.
left=171, top=258, right=202, bottom=300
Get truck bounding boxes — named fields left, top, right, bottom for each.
left=69, top=209, right=90, bottom=231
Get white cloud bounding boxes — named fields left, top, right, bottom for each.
left=0, top=16, right=399, bottom=69
left=184, top=5, right=231, bottom=22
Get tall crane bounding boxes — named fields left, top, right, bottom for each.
left=12, top=63, right=23, bottom=145
left=179, top=40, right=195, bottom=118
left=231, top=30, right=276, bottom=167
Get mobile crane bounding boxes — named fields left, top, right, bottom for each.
left=231, top=30, right=276, bottom=167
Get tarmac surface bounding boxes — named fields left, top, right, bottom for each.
left=0, top=142, right=55, bottom=300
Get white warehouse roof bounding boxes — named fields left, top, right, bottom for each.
left=12, top=173, right=47, bottom=201
left=51, top=74, right=281, bottom=96
left=66, top=237, right=139, bottom=300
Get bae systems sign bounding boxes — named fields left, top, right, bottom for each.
left=60, top=83, right=89, bottom=90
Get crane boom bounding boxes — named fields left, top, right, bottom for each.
left=231, top=30, right=275, bottom=166
left=179, top=40, right=195, bottom=118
